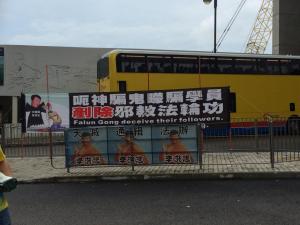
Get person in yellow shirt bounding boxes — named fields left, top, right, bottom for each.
left=0, top=145, right=13, bottom=225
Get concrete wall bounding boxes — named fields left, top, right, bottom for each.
left=0, top=45, right=113, bottom=123
left=273, top=0, right=300, bottom=55
left=0, top=45, right=112, bottom=96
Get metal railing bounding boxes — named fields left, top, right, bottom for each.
left=0, top=124, right=64, bottom=157
left=1, top=118, right=299, bottom=169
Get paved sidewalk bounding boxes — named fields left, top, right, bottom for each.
left=6, top=152, right=300, bottom=183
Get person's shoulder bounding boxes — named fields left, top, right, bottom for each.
left=118, top=143, right=129, bottom=152
left=0, top=146, right=6, bottom=161
left=75, top=146, right=84, bottom=153
left=165, top=143, right=172, bottom=149
left=119, top=142, right=128, bottom=148
left=25, top=103, right=32, bottom=110
left=178, top=143, right=188, bottom=150
left=38, top=104, right=46, bottom=112
left=132, top=143, right=144, bottom=152
left=90, top=145, right=100, bottom=153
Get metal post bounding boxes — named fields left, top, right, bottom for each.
left=49, top=128, right=55, bottom=169
left=130, top=131, right=135, bottom=171
left=197, top=124, right=203, bottom=169
left=255, top=119, right=259, bottom=150
left=214, top=0, right=217, bottom=53
left=269, top=121, right=274, bottom=168
left=130, top=143, right=134, bottom=171
left=21, top=132, right=25, bottom=158
left=64, top=129, right=70, bottom=173
left=228, top=127, right=233, bottom=150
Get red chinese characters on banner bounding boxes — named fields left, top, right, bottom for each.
left=72, top=107, right=92, bottom=119
left=72, top=106, right=114, bottom=119
left=93, top=106, right=114, bottom=118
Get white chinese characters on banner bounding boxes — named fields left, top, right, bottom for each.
left=129, top=93, right=145, bottom=105
left=147, top=92, right=164, bottom=104
left=110, top=94, right=126, bottom=105
left=203, top=102, right=224, bottom=114
left=115, top=106, right=134, bottom=118
left=91, top=94, right=108, bottom=106
left=186, top=90, right=203, bottom=102
left=166, top=91, right=184, bottom=103
left=73, top=95, right=89, bottom=106
left=207, top=89, right=222, bottom=101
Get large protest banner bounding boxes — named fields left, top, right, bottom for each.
left=22, top=87, right=230, bottom=132
left=69, top=87, right=230, bottom=128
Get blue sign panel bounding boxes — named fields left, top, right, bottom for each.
left=152, top=124, right=198, bottom=164
left=65, top=124, right=198, bottom=168
left=107, top=126, right=152, bottom=165
left=65, top=127, right=108, bottom=167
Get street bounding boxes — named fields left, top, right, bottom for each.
left=6, top=179, right=300, bottom=225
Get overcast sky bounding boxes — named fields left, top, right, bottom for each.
left=0, top=0, right=271, bottom=53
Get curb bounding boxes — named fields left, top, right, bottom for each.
left=17, top=171, right=300, bottom=184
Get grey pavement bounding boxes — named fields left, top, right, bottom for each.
left=6, top=151, right=300, bottom=183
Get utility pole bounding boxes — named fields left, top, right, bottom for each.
left=203, top=0, right=218, bottom=53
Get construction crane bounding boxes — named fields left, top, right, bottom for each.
left=216, top=0, right=273, bottom=54
left=245, top=0, right=273, bottom=54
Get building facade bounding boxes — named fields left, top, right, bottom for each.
left=273, top=0, right=300, bottom=55
left=0, top=45, right=111, bottom=124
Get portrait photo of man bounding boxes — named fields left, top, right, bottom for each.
left=159, top=130, right=194, bottom=163
left=73, top=132, right=106, bottom=166
left=114, top=131, right=149, bottom=165
left=25, top=94, right=48, bottom=128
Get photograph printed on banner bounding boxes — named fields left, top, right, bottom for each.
left=65, top=127, right=107, bottom=167
left=152, top=125, right=198, bottom=164
left=107, top=126, right=152, bottom=165
left=25, top=93, right=69, bottom=132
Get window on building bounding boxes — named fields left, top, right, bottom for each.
left=148, top=56, right=172, bottom=73
left=216, top=57, right=234, bottom=74
left=257, top=59, right=268, bottom=74
left=266, top=59, right=280, bottom=74
left=290, top=60, right=300, bottom=75
left=97, top=56, right=109, bottom=78
left=173, top=56, right=198, bottom=73
left=234, top=58, right=257, bottom=74
left=200, top=57, right=216, bottom=73
left=280, top=60, right=291, bottom=75
left=118, top=81, right=127, bottom=93
left=116, top=54, right=147, bottom=73
left=290, top=103, right=295, bottom=112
